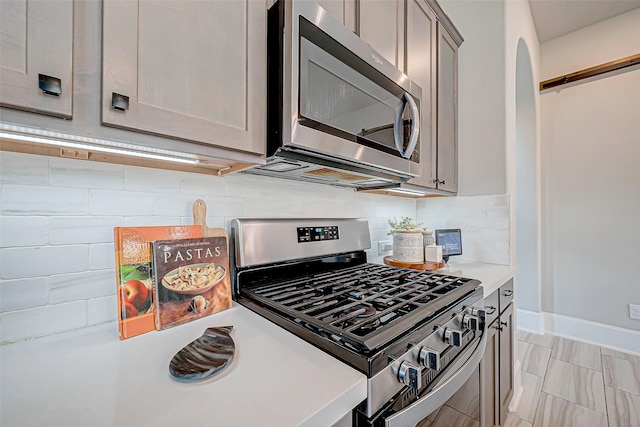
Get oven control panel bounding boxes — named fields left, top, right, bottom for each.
left=297, top=226, right=339, bottom=243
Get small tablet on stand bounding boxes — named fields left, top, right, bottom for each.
left=435, top=229, right=462, bottom=264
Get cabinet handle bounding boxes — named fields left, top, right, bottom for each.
left=111, top=93, right=129, bottom=111
left=38, top=74, right=61, bottom=96
left=432, top=179, right=446, bottom=185
left=503, top=289, right=513, bottom=297
left=485, top=306, right=496, bottom=315
left=500, top=321, right=508, bottom=327
left=495, top=325, right=503, bottom=331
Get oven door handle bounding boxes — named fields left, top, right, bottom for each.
left=384, top=331, right=488, bottom=427
left=393, top=93, right=420, bottom=159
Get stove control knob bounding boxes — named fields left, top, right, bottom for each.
left=443, top=327, right=463, bottom=347
left=398, top=361, right=422, bottom=389
left=469, top=307, right=487, bottom=323
left=462, top=314, right=481, bottom=331
left=419, top=347, right=441, bottom=371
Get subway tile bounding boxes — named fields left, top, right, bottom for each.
left=49, top=216, right=122, bottom=244
left=154, top=193, right=203, bottom=216
left=0, top=277, right=48, bottom=312
left=49, top=270, right=115, bottom=304
left=542, top=358, right=606, bottom=413
left=2, top=185, right=88, bottom=215
left=123, top=216, right=183, bottom=227
left=0, top=216, right=48, bottom=247
left=201, top=196, right=245, bottom=218
left=89, top=243, right=115, bottom=270
left=50, top=158, right=123, bottom=189
left=0, top=245, right=89, bottom=280
left=124, top=167, right=181, bottom=193
left=89, top=189, right=154, bottom=216
left=88, top=295, right=117, bottom=325
left=181, top=172, right=226, bottom=196
left=0, top=301, right=87, bottom=343
left=0, top=152, right=49, bottom=185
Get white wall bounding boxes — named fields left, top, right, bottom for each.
left=438, top=0, right=507, bottom=196
left=0, top=151, right=416, bottom=342
left=540, top=9, right=640, bottom=331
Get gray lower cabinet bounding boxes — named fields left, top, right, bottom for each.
left=101, top=0, right=265, bottom=156
left=482, top=279, right=515, bottom=426
left=0, top=0, right=73, bottom=118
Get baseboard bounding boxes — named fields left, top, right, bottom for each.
left=542, top=312, right=640, bottom=355
left=516, top=309, right=640, bottom=355
left=515, top=308, right=544, bottom=334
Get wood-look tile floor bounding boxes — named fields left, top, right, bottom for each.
left=504, top=331, right=640, bottom=427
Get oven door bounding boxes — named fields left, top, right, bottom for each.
left=376, top=332, right=487, bottom=427
left=283, top=0, right=422, bottom=178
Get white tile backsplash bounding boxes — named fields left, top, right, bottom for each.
left=0, top=216, right=48, bottom=246
left=1, top=245, right=89, bottom=280
left=49, top=216, right=123, bottom=244
left=49, top=270, right=114, bottom=304
left=0, top=277, right=48, bottom=312
left=417, top=195, right=511, bottom=265
left=89, top=189, right=154, bottom=215
left=0, top=152, right=418, bottom=342
left=2, top=184, right=89, bottom=215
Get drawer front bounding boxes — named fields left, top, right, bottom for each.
left=499, top=279, right=514, bottom=312
left=484, top=289, right=500, bottom=326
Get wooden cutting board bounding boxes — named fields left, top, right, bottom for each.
left=192, top=199, right=228, bottom=239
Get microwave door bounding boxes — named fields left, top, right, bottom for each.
left=296, top=20, right=420, bottom=169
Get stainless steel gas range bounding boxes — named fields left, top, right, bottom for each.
left=231, top=218, right=487, bottom=427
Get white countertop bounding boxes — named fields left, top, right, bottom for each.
left=435, top=261, right=517, bottom=296
left=0, top=303, right=367, bottom=427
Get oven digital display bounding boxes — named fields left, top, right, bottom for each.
left=297, top=226, right=339, bottom=243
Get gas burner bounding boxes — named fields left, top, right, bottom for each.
left=341, top=305, right=377, bottom=319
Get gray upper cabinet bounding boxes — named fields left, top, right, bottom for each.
left=435, top=24, right=459, bottom=193
left=101, top=0, right=265, bottom=156
left=0, top=0, right=73, bottom=118
left=358, top=0, right=404, bottom=67
left=404, top=0, right=437, bottom=189
left=314, top=0, right=357, bottom=33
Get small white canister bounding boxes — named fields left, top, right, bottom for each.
left=392, top=229, right=424, bottom=263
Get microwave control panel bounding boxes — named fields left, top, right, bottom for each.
left=297, top=226, right=339, bottom=243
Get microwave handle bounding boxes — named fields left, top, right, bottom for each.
left=393, top=93, right=420, bottom=159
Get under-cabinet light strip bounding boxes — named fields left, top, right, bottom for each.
left=0, top=124, right=202, bottom=165
left=386, top=188, right=427, bottom=196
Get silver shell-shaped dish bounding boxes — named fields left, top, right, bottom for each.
left=169, top=326, right=235, bottom=381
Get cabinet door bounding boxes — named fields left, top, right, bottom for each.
left=314, top=0, right=357, bottom=33
left=436, top=25, right=458, bottom=193
left=0, top=0, right=73, bottom=118
left=481, top=320, right=500, bottom=427
left=102, top=0, right=265, bottom=155
left=498, top=302, right=515, bottom=425
left=405, top=0, right=437, bottom=189
left=358, top=0, right=404, bottom=67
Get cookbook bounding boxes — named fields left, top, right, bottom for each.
left=114, top=225, right=202, bottom=340
left=152, top=236, right=232, bottom=330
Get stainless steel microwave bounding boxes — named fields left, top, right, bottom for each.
left=251, top=0, right=423, bottom=188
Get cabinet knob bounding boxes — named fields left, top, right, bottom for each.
left=38, top=74, right=61, bottom=96
left=111, top=93, right=130, bottom=111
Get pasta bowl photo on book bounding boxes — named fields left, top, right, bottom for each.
left=161, top=263, right=227, bottom=295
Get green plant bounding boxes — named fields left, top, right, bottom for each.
left=387, top=216, right=423, bottom=235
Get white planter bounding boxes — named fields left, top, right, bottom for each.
left=392, top=230, right=424, bottom=263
